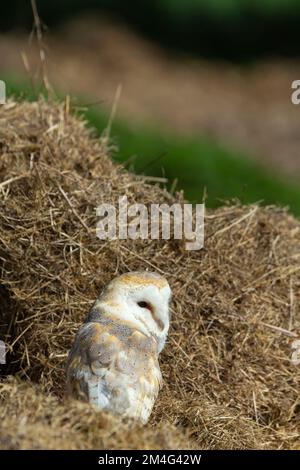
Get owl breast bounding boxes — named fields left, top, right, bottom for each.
left=66, top=321, right=162, bottom=424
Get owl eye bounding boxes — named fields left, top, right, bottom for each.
left=137, top=301, right=152, bottom=310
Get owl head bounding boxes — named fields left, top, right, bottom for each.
left=97, top=271, right=171, bottom=353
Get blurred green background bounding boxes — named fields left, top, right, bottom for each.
left=1, top=1, right=300, bottom=215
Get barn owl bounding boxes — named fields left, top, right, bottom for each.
left=66, top=271, right=171, bottom=424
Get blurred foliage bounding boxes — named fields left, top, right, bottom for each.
left=86, top=108, right=300, bottom=214
left=5, top=77, right=300, bottom=216
left=2, top=0, right=300, bottom=61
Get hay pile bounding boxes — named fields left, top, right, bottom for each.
left=0, top=99, right=299, bottom=449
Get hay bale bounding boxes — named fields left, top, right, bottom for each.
left=0, top=99, right=299, bottom=449
left=0, top=378, right=192, bottom=450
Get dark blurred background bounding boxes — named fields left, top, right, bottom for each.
left=2, top=0, right=300, bottom=61
left=1, top=0, right=300, bottom=212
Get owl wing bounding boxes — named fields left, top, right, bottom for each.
left=66, top=321, right=120, bottom=409
left=66, top=321, right=162, bottom=422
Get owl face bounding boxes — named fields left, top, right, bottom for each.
left=98, top=271, right=171, bottom=353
